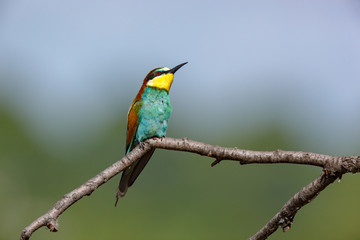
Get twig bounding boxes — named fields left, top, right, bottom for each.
left=20, top=137, right=360, bottom=240
left=248, top=174, right=338, bottom=240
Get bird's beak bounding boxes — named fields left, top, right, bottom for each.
left=168, top=62, right=188, bottom=74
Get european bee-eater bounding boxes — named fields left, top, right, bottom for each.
left=115, top=62, right=187, bottom=205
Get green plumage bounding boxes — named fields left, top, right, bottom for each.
left=131, top=87, right=172, bottom=151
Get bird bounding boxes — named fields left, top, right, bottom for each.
left=115, top=62, right=188, bottom=205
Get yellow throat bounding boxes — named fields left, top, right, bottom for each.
left=146, top=70, right=174, bottom=91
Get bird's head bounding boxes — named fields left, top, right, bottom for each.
left=144, top=62, right=187, bottom=92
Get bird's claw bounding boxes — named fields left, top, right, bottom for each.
left=139, top=142, right=146, bottom=150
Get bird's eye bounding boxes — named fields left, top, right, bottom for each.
left=155, top=71, right=161, bottom=76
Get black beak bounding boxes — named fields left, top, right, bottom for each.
left=169, top=62, right=188, bottom=74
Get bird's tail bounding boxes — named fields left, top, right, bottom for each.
left=115, top=148, right=155, bottom=206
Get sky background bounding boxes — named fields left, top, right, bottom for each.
left=1, top=1, right=360, bottom=240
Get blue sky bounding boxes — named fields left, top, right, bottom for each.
left=0, top=0, right=359, bottom=155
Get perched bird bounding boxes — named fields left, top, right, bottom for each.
left=115, top=62, right=187, bottom=205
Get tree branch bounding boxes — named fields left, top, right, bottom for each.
left=20, top=137, right=360, bottom=240
left=248, top=174, right=338, bottom=240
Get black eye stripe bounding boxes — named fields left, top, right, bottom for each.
left=149, top=71, right=162, bottom=80
left=146, top=68, right=171, bottom=81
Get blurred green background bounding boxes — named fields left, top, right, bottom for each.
left=1, top=1, right=360, bottom=239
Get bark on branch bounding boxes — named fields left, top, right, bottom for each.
left=20, top=137, right=360, bottom=240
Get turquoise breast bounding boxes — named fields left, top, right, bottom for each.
left=136, top=87, right=172, bottom=144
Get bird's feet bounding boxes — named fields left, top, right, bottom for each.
left=139, top=141, right=146, bottom=150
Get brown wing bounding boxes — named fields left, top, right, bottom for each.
left=125, top=100, right=142, bottom=152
